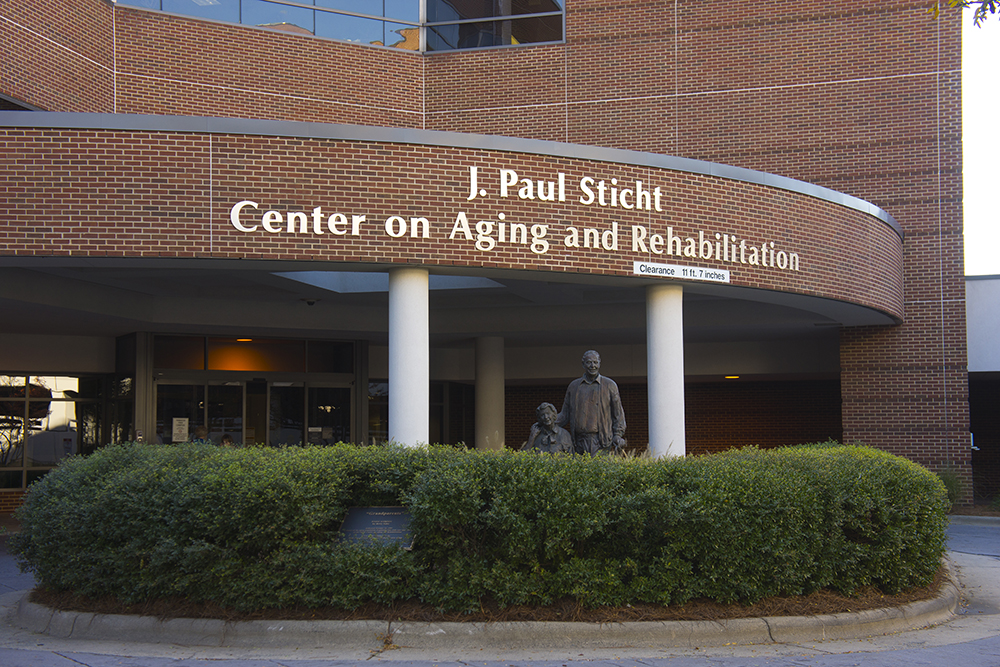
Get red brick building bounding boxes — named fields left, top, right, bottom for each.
left=0, top=0, right=968, bottom=506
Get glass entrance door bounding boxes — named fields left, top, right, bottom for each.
left=208, top=383, right=243, bottom=445
left=155, top=384, right=205, bottom=444
left=156, top=378, right=352, bottom=446
left=269, top=383, right=304, bottom=446
left=308, top=387, right=352, bottom=445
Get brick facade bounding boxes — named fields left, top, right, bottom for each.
left=0, top=490, right=25, bottom=514
left=0, top=0, right=969, bottom=485
left=0, top=127, right=903, bottom=319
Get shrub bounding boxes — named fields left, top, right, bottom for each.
left=935, top=465, right=966, bottom=509
left=10, top=441, right=949, bottom=613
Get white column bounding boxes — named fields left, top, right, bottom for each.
left=647, top=283, right=685, bottom=457
left=134, top=332, right=156, bottom=443
left=388, top=267, right=429, bottom=447
left=475, top=336, right=505, bottom=450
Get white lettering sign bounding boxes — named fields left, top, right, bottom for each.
left=226, top=164, right=805, bottom=276
left=633, top=261, right=730, bottom=283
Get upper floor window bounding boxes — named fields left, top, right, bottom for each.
left=116, top=0, right=564, bottom=52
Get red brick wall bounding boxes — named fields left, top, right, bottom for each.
left=113, top=9, right=424, bottom=127
left=0, top=0, right=114, bottom=112
left=0, top=128, right=904, bottom=320
left=0, top=0, right=967, bottom=482
left=0, top=491, right=26, bottom=514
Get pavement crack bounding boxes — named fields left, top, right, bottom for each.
left=762, top=616, right=777, bottom=643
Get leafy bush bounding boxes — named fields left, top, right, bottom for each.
left=934, top=464, right=966, bottom=509
left=10, top=441, right=949, bottom=613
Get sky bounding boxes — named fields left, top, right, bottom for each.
left=962, top=6, right=1000, bottom=276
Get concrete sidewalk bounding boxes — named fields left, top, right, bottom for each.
left=0, top=516, right=997, bottom=666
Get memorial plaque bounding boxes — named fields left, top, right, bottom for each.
left=338, top=506, right=414, bottom=549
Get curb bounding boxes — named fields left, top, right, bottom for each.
left=14, top=559, right=960, bottom=651
left=949, top=515, right=1000, bottom=526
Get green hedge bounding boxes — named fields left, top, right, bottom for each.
left=10, top=442, right=949, bottom=612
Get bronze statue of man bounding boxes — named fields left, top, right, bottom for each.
left=522, top=402, right=573, bottom=454
left=557, top=350, right=626, bottom=455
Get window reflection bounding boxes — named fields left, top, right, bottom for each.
left=0, top=377, right=27, bottom=469
left=368, top=381, right=389, bottom=445
left=317, top=0, right=419, bottom=22
left=115, top=0, right=562, bottom=51
left=161, top=0, right=240, bottom=23
left=308, top=387, right=351, bottom=445
left=1, top=376, right=105, bottom=476
left=0, top=427, right=24, bottom=469
left=244, top=0, right=316, bottom=34
left=26, top=398, right=79, bottom=467
left=427, top=0, right=562, bottom=22
left=315, top=12, right=387, bottom=45
left=156, top=384, right=206, bottom=444
left=426, top=14, right=561, bottom=50
left=208, top=384, right=244, bottom=445
left=385, top=22, right=419, bottom=49
left=270, top=384, right=305, bottom=445
left=114, top=377, right=134, bottom=399
left=0, top=470, right=22, bottom=490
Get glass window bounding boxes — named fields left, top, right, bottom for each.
left=308, top=387, right=351, bottom=445
left=368, top=381, right=388, bottom=445
left=117, top=0, right=160, bottom=8
left=317, top=0, right=418, bottom=22
left=156, top=384, right=206, bottom=444
left=307, top=341, right=354, bottom=373
left=161, top=0, right=241, bottom=23
left=315, top=11, right=386, bottom=44
left=0, top=470, right=22, bottom=490
left=154, top=336, right=205, bottom=370
left=76, top=402, right=104, bottom=456
left=427, top=0, right=561, bottom=21
left=0, top=376, right=26, bottom=399
left=385, top=0, right=419, bottom=22
left=384, top=22, right=419, bottom=49
left=113, top=377, right=134, bottom=399
left=26, top=469, right=50, bottom=487
left=0, top=417, right=24, bottom=469
left=26, top=397, right=79, bottom=467
left=29, top=376, right=102, bottom=401
left=208, top=384, right=244, bottom=445
left=0, top=377, right=27, bottom=470
left=207, top=338, right=306, bottom=372
left=243, top=0, right=316, bottom=34
left=116, top=0, right=560, bottom=51
left=426, top=14, right=561, bottom=50
left=1, top=375, right=108, bottom=487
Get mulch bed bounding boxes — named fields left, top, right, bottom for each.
left=30, top=566, right=946, bottom=624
